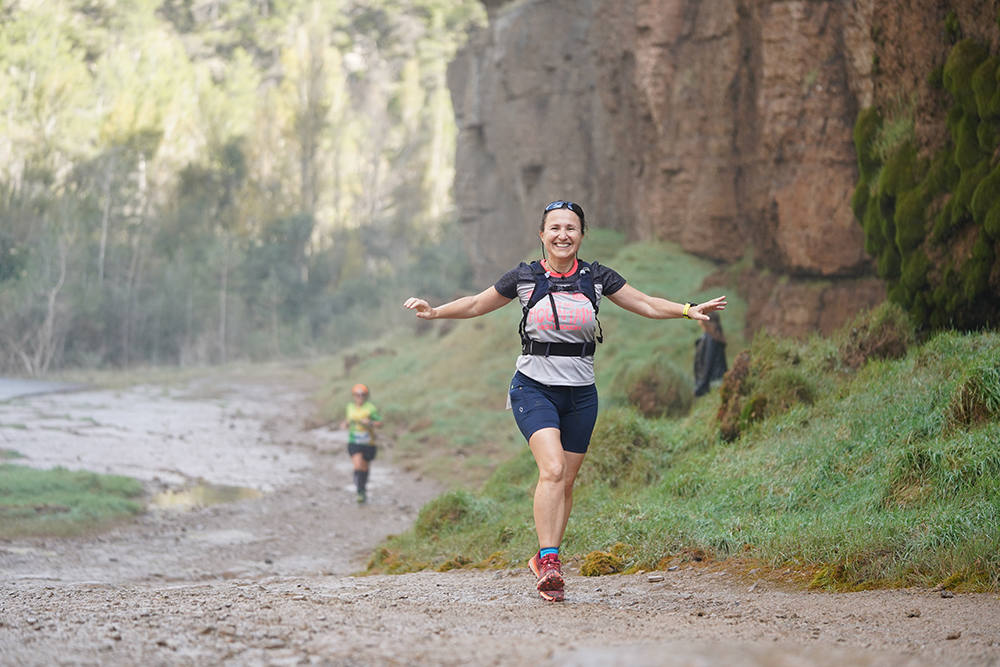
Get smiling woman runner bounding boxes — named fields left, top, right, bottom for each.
left=404, top=200, right=726, bottom=602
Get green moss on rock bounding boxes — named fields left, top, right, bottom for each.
left=901, top=248, right=930, bottom=291
left=962, top=235, right=994, bottom=300
left=970, top=166, right=1000, bottom=224
left=853, top=106, right=883, bottom=183
left=971, top=55, right=1000, bottom=120
left=945, top=10, right=962, bottom=44
left=933, top=201, right=956, bottom=243
left=953, top=112, right=986, bottom=169
left=851, top=182, right=870, bottom=220
left=853, top=38, right=1000, bottom=332
left=924, top=150, right=960, bottom=194
left=863, top=200, right=887, bottom=255
left=894, top=187, right=928, bottom=251
left=944, top=39, right=989, bottom=114
left=984, top=199, right=1000, bottom=240
left=878, top=141, right=920, bottom=195
left=976, top=119, right=999, bottom=152
left=952, top=159, right=991, bottom=224
left=877, top=245, right=901, bottom=279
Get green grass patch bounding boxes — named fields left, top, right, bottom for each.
left=0, top=465, right=145, bottom=538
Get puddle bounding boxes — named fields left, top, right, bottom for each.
left=150, top=483, right=262, bottom=510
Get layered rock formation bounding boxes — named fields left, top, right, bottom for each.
left=449, top=0, right=897, bottom=336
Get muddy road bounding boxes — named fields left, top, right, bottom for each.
left=1, top=376, right=998, bottom=666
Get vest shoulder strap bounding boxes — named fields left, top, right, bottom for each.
left=524, top=260, right=550, bottom=310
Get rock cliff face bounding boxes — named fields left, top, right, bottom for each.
left=448, top=0, right=897, bottom=336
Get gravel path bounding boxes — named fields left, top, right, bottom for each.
left=1, top=376, right=997, bottom=666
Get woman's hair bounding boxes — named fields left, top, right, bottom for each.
left=540, top=200, right=586, bottom=232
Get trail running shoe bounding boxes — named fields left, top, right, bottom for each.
left=534, top=553, right=564, bottom=593
left=356, top=491, right=367, bottom=504
left=537, top=587, right=564, bottom=602
left=527, top=551, right=542, bottom=579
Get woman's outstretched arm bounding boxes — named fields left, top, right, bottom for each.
left=403, top=286, right=512, bottom=320
left=606, top=284, right=726, bottom=320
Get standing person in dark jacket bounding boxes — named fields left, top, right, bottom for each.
left=693, top=311, right=727, bottom=397
left=403, top=200, right=726, bottom=602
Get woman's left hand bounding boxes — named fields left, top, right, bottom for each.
left=690, top=296, right=727, bottom=320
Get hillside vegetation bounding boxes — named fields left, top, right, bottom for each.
left=315, top=235, right=999, bottom=592
left=0, top=0, right=484, bottom=374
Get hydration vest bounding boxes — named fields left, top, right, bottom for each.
left=518, top=260, right=604, bottom=357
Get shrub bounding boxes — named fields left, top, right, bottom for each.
left=715, top=335, right=822, bottom=441
left=718, top=350, right=750, bottom=442
left=751, top=368, right=817, bottom=414
left=414, top=490, right=483, bottom=538
left=947, top=360, right=1000, bottom=427
left=621, top=355, right=693, bottom=419
left=580, top=548, right=625, bottom=576
left=581, top=408, right=661, bottom=488
left=837, top=302, right=915, bottom=370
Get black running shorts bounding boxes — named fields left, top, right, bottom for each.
left=347, top=443, right=377, bottom=461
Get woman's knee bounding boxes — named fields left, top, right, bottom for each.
left=537, top=459, right=566, bottom=484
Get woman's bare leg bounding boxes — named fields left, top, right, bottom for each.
left=558, top=451, right=587, bottom=544
left=528, top=428, right=566, bottom=547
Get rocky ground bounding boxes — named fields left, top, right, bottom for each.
left=1, top=376, right=998, bottom=666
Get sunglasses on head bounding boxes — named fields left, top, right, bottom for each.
left=543, top=200, right=585, bottom=218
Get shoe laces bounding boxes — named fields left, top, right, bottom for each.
left=539, top=553, right=561, bottom=571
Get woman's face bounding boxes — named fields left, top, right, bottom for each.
left=352, top=390, right=367, bottom=405
left=539, top=209, right=583, bottom=264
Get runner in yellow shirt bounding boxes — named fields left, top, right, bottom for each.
left=339, top=383, right=382, bottom=503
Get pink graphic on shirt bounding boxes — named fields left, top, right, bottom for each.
left=528, top=292, right=593, bottom=331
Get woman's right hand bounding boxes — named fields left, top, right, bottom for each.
left=403, top=297, right=437, bottom=319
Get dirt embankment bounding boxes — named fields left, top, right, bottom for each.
left=1, top=376, right=998, bottom=666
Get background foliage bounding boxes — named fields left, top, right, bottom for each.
left=0, top=0, right=484, bottom=374
left=853, top=29, right=1000, bottom=331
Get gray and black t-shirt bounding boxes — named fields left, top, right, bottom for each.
left=494, top=259, right=626, bottom=386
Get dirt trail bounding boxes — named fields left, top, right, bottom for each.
left=1, top=377, right=998, bottom=666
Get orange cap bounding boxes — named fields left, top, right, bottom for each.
left=351, top=383, right=369, bottom=395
